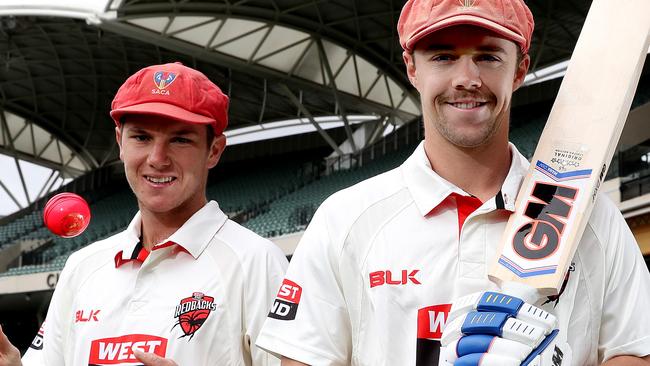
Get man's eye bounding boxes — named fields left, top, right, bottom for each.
left=431, top=54, right=455, bottom=62
left=132, top=135, right=149, bottom=142
left=477, top=54, right=500, bottom=62
left=173, top=137, right=191, bottom=144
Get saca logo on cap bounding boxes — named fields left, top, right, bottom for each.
left=152, top=71, right=177, bottom=96
left=88, top=334, right=168, bottom=364
left=459, top=0, right=477, bottom=7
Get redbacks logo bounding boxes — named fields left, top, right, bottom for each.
left=29, top=323, right=45, bottom=350
left=416, top=304, right=451, bottom=366
left=152, top=71, right=177, bottom=95
left=172, top=292, right=217, bottom=340
left=88, top=334, right=167, bottom=365
left=268, top=279, right=302, bottom=321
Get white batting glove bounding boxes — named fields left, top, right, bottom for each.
left=438, top=291, right=563, bottom=366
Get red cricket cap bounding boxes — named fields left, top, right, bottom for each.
left=398, top=0, right=534, bottom=54
left=110, top=62, right=229, bottom=135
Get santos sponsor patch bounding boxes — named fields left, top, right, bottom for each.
left=268, top=279, right=302, bottom=321
left=88, top=334, right=167, bottom=365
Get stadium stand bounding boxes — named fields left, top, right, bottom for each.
left=243, top=143, right=418, bottom=237
left=0, top=119, right=552, bottom=278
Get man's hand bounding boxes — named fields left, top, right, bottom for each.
left=0, top=325, right=21, bottom=366
left=133, top=350, right=178, bottom=366
left=439, top=291, right=563, bottom=366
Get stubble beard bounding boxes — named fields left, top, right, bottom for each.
left=430, top=99, right=506, bottom=149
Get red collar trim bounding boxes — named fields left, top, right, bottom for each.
left=114, top=241, right=189, bottom=268
left=450, top=193, right=483, bottom=238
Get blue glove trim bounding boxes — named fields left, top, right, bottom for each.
left=476, top=291, right=524, bottom=315
left=456, top=334, right=496, bottom=357
left=461, top=311, right=509, bottom=336
left=522, top=329, right=560, bottom=366
left=454, top=353, right=483, bottom=366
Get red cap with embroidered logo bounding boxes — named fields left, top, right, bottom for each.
left=110, top=62, right=229, bottom=135
left=398, top=0, right=534, bottom=54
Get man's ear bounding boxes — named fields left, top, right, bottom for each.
left=207, top=134, right=226, bottom=169
left=115, top=126, right=124, bottom=161
left=513, top=53, right=530, bottom=91
left=403, top=51, right=418, bottom=89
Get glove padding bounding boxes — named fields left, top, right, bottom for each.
left=438, top=291, right=560, bottom=366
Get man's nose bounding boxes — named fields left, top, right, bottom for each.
left=147, top=140, right=171, bottom=168
left=452, top=58, right=482, bottom=90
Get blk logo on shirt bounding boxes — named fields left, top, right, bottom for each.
left=369, top=269, right=421, bottom=288
left=88, top=334, right=167, bottom=365
left=76, top=309, right=100, bottom=323
left=172, top=292, right=217, bottom=340
left=268, top=279, right=302, bottom=321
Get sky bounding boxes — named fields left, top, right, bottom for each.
left=0, top=154, right=70, bottom=217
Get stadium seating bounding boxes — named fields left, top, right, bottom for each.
left=243, top=144, right=418, bottom=237
left=0, top=133, right=542, bottom=277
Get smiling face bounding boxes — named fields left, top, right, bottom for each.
left=404, top=25, right=529, bottom=149
left=116, top=115, right=225, bottom=220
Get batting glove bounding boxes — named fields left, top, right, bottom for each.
left=438, top=291, right=560, bottom=366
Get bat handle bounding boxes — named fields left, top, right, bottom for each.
left=500, top=281, right=541, bottom=304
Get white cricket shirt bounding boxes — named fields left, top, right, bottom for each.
left=256, top=142, right=650, bottom=366
left=23, top=201, right=287, bottom=366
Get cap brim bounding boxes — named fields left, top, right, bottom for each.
left=110, top=102, right=216, bottom=126
left=406, top=15, right=526, bottom=52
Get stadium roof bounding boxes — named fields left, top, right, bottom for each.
left=0, top=0, right=649, bottom=212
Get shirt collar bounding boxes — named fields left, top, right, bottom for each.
left=402, top=141, right=529, bottom=216
left=114, top=201, right=228, bottom=267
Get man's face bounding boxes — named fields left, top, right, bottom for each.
left=115, top=115, right=225, bottom=216
left=404, top=25, right=529, bottom=148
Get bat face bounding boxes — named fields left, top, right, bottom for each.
left=488, top=0, right=650, bottom=297
left=491, top=158, right=594, bottom=296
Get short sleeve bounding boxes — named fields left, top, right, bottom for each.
left=256, top=204, right=353, bottom=365
left=20, top=323, right=45, bottom=366
left=245, top=242, right=288, bottom=366
left=38, top=258, right=75, bottom=365
left=597, top=200, right=650, bottom=362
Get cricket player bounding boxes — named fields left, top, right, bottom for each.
left=255, top=0, right=650, bottom=365
left=0, top=62, right=288, bottom=365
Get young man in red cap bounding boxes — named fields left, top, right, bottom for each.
left=255, top=0, right=650, bottom=365
left=0, top=62, right=287, bottom=365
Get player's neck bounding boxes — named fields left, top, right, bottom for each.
left=138, top=198, right=207, bottom=251
left=424, top=132, right=511, bottom=203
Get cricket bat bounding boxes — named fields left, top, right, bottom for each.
left=488, top=0, right=650, bottom=300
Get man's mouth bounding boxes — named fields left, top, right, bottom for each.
left=447, top=101, right=487, bottom=109
left=145, top=176, right=176, bottom=184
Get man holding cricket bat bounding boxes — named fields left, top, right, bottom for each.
left=256, top=0, right=650, bottom=365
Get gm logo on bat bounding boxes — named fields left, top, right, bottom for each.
left=513, top=181, right=578, bottom=260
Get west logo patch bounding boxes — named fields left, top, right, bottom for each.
left=88, top=334, right=167, bottom=365
left=416, top=304, right=451, bottom=366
